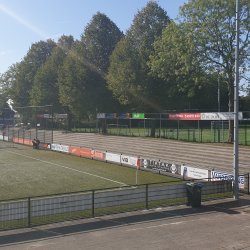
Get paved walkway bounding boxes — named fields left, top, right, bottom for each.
left=1, top=196, right=250, bottom=250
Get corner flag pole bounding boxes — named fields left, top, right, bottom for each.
left=234, top=0, right=240, bottom=199
left=136, top=157, right=140, bottom=186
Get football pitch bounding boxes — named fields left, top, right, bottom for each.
left=0, top=140, right=179, bottom=201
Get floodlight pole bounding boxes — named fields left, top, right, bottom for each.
left=234, top=0, right=240, bottom=199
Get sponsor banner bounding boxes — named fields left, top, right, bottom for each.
left=69, top=147, right=104, bottom=160
left=13, top=137, right=23, bottom=144
left=70, top=147, right=92, bottom=157
left=117, top=113, right=129, bottom=119
left=120, top=155, right=138, bottom=167
left=14, top=113, right=20, bottom=118
left=97, top=113, right=105, bottom=119
left=23, top=139, right=33, bottom=146
left=42, top=143, right=50, bottom=149
left=13, top=137, right=19, bottom=143
left=132, top=113, right=145, bottom=119
left=36, top=114, right=44, bottom=118
left=106, top=153, right=121, bottom=163
left=181, top=166, right=209, bottom=179
left=51, top=144, right=69, bottom=153
left=91, top=150, right=104, bottom=160
left=0, top=135, right=8, bottom=141
left=169, top=113, right=201, bottom=120
left=106, top=113, right=117, bottom=119
left=55, top=114, right=68, bottom=119
left=211, top=171, right=244, bottom=189
left=13, top=137, right=26, bottom=144
left=141, top=159, right=182, bottom=175
left=201, top=112, right=243, bottom=120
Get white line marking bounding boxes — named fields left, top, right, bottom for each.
left=6, top=150, right=127, bottom=186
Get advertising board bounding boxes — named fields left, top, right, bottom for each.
left=211, top=171, right=244, bottom=189
left=141, top=159, right=182, bottom=175
left=24, top=139, right=33, bottom=146
left=106, top=152, right=120, bottom=163
left=117, top=113, right=129, bottom=119
left=51, top=144, right=69, bottom=153
left=55, top=114, right=68, bottom=119
left=106, top=113, right=116, bottom=119
left=181, top=166, right=209, bottom=179
left=120, top=155, right=138, bottom=167
left=69, top=147, right=104, bottom=160
left=132, top=113, right=145, bottom=119
left=70, top=147, right=92, bottom=157
left=201, top=112, right=243, bottom=120
left=97, top=113, right=105, bottom=119
left=169, top=113, right=201, bottom=120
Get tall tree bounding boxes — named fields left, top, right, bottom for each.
left=11, top=39, right=56, bottom=107
left=150, top=0, right=250, bottom=142
left=106, top=1, right=171, bottom=112
left=0, top=63, right=20, bottom=114
left=30, top=35, right=75, bottom=113
left=81, top=12, right=124, bottom=74
left=57, top=13, right=124, bottom=123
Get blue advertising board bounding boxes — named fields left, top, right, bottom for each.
left=211, top=171, right=244, bottom=188
left=117, top=113, right=129, bottom=119
left=106, top=113, right=116, bottom=119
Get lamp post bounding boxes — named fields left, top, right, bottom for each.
left=233, top=0, right=240, bottom=200
left=218, top=51, right=221, bottom=143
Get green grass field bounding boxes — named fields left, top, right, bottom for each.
left=0, top=140, right=180, bottom=201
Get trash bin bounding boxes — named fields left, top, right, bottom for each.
left=186, top=182, right=204, bottom=208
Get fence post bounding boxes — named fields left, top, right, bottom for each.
left=92, top=190, right=95, bottom=217
left=145, top=184, right=148, bottom=209
left=245, top=122, right=247, bottom=146
left=28, top=197, right=31, bottom=227
left=248, top=173, right=249, bottom=195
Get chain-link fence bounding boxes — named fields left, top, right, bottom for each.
left=1, top=105, right=53, bottom=144
left=94, top=112, right=250, bottom=145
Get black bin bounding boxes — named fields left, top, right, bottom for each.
left=186, top=182, right=204, bottom=208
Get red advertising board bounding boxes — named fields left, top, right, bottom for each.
left=13, top=137, right=33, bottom=146
left=69, top=147, right=104, bottom=160
left=169, top=113, right=201, bottom=120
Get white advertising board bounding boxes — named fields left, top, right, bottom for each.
left=106, top=152, right=121, bottom=163
left=181, top=166, right=208, bottom=179
left=51, top=144, right=69, bottom=153
left=97, top=113, right=106, bottom=118
left=211, top=171, right=244, bottom=189
left=201, top=112, right=243, bottom=120
left=121, top=155, right=138, bottom=167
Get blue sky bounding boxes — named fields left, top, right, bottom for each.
left=0, top=0, right=187, bottom=75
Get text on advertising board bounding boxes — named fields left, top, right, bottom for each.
left=211, top=171, right=244, bottom=188
left=169, top=113, right=201, bottom=120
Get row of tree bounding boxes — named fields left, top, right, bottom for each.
left=1, top=1, right=250, bottom=141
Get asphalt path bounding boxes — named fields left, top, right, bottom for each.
left=53, top=132, right=250, bottom=174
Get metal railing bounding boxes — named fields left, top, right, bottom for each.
left=0, top=179, right=235, bottom=231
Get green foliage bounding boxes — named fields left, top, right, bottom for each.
left=0, top=63, right=20, bottom=113
left=57, top=13, right=124, bottom=119
left=81, top=12, right=124, bottom=74
left=30, top=35, right=75, bottom=113
left=106, top=1, right=171, bottom=112
left=11, top=39, right=57, bottom=107
left=149, top=0, right=250, bottom=141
